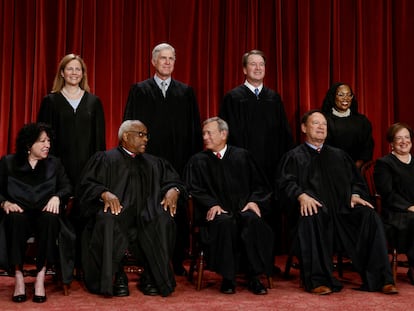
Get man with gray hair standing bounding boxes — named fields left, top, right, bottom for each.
left=124, top=43, right=202, bottom=276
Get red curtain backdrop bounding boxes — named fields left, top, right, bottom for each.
left=1, top=0, right=414, bottom=159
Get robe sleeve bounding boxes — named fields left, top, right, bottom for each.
left=53, top=158, right=73, bottom=204
left=77, top=151, right=110, bottom=218
left=276, top=151, right=305, bottom=207
left=374, top=158, right=411, bottom=212
left=184, top=158, right=221, bottom=212
left=92, top=96, right=106, bottom=151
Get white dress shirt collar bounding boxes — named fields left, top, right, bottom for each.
left=244, top=81, right=263, bottom=94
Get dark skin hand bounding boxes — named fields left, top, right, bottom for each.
left=161, top=188, right=180, bottom=216
left=101, top=188, right=180, bottom=216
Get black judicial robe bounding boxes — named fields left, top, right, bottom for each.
left=77, top=147, right=185, bottom=296
left=219, top=85, right=294, bottom=184
left=38, top=92, right=106, bottom=186
left=374, top=154, right=414, bottom=264
left=0, top=155, right=74, bottom=284
left=325, top=113, right=374, bottom=163
left=277, top=144, right=394, bottom=291
left=184, top=145, right=272, bottom=221
left=124, top=78, right=202, bottom=175
left=184, top=145, right=274, bottom=278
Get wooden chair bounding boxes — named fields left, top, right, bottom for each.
left=360, top=160, right=398, bottom=284
left=187, top=196, right=273, bottom=290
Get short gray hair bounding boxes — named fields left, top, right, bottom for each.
left=203, top=116, right=229, bottom=133
left=152, top=43, right=176, bottom=61
left=118, top=120, right=144, bottom=141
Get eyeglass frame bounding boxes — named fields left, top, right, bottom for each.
left=127, top=131, right=150, bottom=139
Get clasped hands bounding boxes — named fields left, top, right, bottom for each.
left=101, top=187, right=180, bottom=217
left=206, top=201, right=261, bottom=221
left=298, top=193, right=374, bottom=216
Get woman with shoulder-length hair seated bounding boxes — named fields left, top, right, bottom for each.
left=374, top=122, right=414, bottom=285
left=0, top=123, right=72, bottom=303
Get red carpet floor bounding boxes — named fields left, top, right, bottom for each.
left=1, top=255, right=413, bottom=311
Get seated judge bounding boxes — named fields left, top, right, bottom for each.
left=77, top=120, right=186, bottom=297
left=184, top=117, right=274, bottom=295
left=0, top=123, right=72, bottom=303
left=374, top=122, right=414, bottom=285
left=276, top=110, right=397, bottom=295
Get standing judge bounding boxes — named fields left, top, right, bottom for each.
left=321, top=82, right=373, bottom=169
left=77, top=120, right=185, bottom=297
left=37, top=54, right=106, bottom=275
left=123, top=43, right=202, bottom=275
left=184, top=117, right=274, bottom=295
left=219, top=49, right=293, bottom=189
left=276, top=110, right=397, bottom=295
left=219, top=49, right=294, bottom=259
left=38, top=53, right=106, bottom=189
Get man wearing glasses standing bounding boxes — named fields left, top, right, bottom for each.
left=78, top=120, right=186, bottom=297
left=124, top=43, right=203, bottom=276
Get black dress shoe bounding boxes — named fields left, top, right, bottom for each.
left=248, top=277, right=267, bottom=295
left=12, top=293, right=27, bottom=303
left=113, top=271, right=129, bottom=297
left=32, top=294, right=47, bottom=303
left=220, top=278, right=235, bottom=294
left=140, top=283, right=160, bottom=296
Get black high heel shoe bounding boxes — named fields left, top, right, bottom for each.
left=33, top=286, right=47, bottom=303
left=12, top=289, right=27, bottom=303
left=32, top=294, right=47, bottom=303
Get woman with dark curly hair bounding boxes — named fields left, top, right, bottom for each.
left=0, top=123, right=72, bottom=303
left=321, top=82, right=374, bottom=169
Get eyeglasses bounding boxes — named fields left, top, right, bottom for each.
left=128, top=131, right=150, bottom=139
left=336, top=93, right=354, bottom=99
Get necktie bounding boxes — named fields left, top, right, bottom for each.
left=254, top=88, right=259, bottom=99
left=216, top=152, right=221, bottom=159
left=161, top=81, right=167, bottom=97
left=130, top=153, right=136, bottom=158
left=316, top=148, right=321, bottom=153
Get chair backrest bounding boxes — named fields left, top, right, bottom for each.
left=361, top=160, right=376, bottom=196
left=360, top=160, right=382, bottom=213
